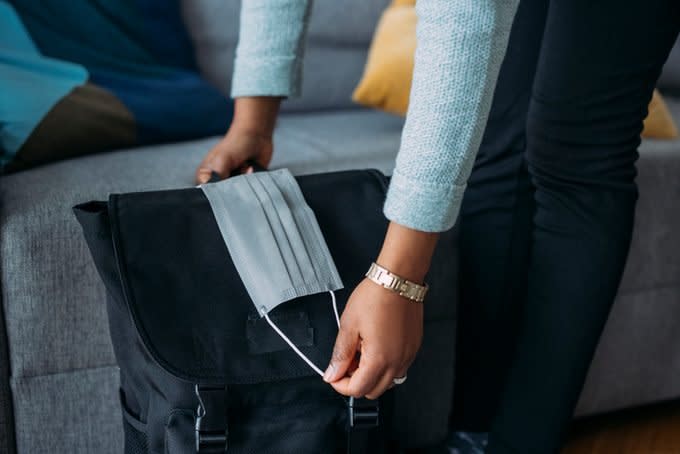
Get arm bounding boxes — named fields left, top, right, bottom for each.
left=196, top=0, right=312, bottom=183
left=231, top=0, right=312, bottom=98
left=386, top=0, right=520, bottom=233
left=377, top=0, right=520, bottom=305
left=325, top=0, right=519, bottom=398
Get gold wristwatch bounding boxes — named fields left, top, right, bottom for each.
left=365, top=262, right=428, bottom=303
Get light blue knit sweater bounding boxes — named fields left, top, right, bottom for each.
left=232, top=0, right=519, bottom=232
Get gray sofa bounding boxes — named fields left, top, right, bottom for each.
left=1, top=1, right=679, bottom=452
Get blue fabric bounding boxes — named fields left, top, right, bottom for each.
left=91, top=69, right=232, bottom=144
left=133, top=0, right=196, bottom=70
left=9, top=0, right=232, bottom=144
left=0, top=1, right=88, bottom=163
left=9, top=0, right=192, bottom=75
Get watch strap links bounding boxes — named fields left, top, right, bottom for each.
left=365, top=262, right=428, bottom=303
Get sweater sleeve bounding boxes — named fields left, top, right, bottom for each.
left=231, top=0, right=312, bottom=98
left=383, top=0, right=519, bottom=232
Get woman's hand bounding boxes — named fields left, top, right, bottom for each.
left=196, top=97, right=282, bottom=184
left=324, top=278, right=423, bottom=399
left=196, top=128, right=272, bottom=183
left=324, top=222, right=440, bottom=399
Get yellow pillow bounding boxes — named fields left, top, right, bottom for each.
left=351, top=0, right=416, bottom=116
left=353, top=1, right=678, bottom=140
left=642, top=90, right=679, bottom=139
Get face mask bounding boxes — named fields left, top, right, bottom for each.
left=200, top=169, right=343, bottom=376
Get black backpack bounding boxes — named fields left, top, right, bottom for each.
left=74, top=169, right=458, bottom=453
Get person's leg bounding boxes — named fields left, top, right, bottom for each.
left=454, top=0, right=548, bottom=430
left=486, top=1, right=680, bottom=452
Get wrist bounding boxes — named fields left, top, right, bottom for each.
left=376, top=222, right=439, bottom=283
left=231, top=96, right=282, bottom=138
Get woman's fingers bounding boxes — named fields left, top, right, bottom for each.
left=196, top=149, right=218, bottom=184
left=195, top=131, right=273, bottom=184
left=333, top=363, right=408, bottom=400
left=330, top=364, right=385, bottom=398
left=323, top=323, right=360, bottom=383
left=365, top=369, right=400, bottom=400
left=330, top=350, right=388, bottom=397
left=196, top=143, right=233, bottom=183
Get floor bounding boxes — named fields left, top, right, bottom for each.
left=563, top=400, right=680, bottom=454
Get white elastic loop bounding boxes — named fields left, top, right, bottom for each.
left=330, top=290, right=341, bottom=328
left=263, top=290, right=340, bottom=377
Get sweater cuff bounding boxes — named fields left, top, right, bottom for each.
left=383, top=170, right=465, bottom=233
left=231, top=56, right=302, bottom=98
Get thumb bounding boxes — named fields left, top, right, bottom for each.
left=324, top=325, right=359, bottom=383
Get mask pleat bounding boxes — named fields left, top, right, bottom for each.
left=273, top=172, right=342, bottom=289
left=200, top=169, right=343, bottom=317
left=246, top=174, right=306, bottom=286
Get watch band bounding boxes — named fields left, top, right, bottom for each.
left=365, top=262, right=428, bottom=303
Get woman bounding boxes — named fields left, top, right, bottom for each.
left=196, top=0, right=680, bottom=452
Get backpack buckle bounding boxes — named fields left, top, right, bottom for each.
left=348, top=396, right=379, bottom=429
left=194, top=385, right=228, bottom=453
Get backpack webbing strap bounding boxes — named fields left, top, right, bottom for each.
left=195, top=385, right=228, bottom=453
left=347, top=397, right=380, bottom=454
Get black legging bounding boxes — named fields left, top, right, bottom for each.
left=452, top=0, right=680, bottom=452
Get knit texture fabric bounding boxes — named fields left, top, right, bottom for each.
left=231, top=0, right=311, bottom=98
left=385, top=0, right=519, bottom=231
left=231, top=0, right=519, bottom=232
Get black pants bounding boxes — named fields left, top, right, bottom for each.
left=453, top=0, right=680, bottom=452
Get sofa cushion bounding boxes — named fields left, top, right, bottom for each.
left=642, top=90, right=679, bottom=139
left=11, top=367, right=121, bottom=454
left=658, top=37, right=680, bottom=96
left=576, top=285, right=680, bottom=416
left=619, top=98, right=680, bottom=294
left=352, top=0, right=417, bottom=116
left=181, top=0, right=391, bottom=112
left=574, top=99, right=680, bottom=415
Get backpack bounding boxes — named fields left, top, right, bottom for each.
left=74, top=169, right=458, bottom=453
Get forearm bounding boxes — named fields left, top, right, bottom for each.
left=231, top=0, right=312, bottom=98
left=384, top=0, right=519, bottom=233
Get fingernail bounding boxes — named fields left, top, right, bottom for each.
left=323, top=363, right=336, bottom=382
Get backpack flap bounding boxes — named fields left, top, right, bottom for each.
left=77, top=170, right=390, bottom=385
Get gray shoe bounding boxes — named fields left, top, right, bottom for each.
left=443, top=431, right=489, bottom=454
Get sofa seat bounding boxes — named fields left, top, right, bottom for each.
left=575, top=99, right=680, bottom=415
left=0, top=109, right=404, bottom=453
left=2, top=100, right=680, bottom=452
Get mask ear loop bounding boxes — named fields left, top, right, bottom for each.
left=262, top=291, right=340, bottom=377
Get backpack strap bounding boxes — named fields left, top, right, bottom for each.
left=347, top=397, right=380, bottom=454
left=194, top=385, right=229, bottom=453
